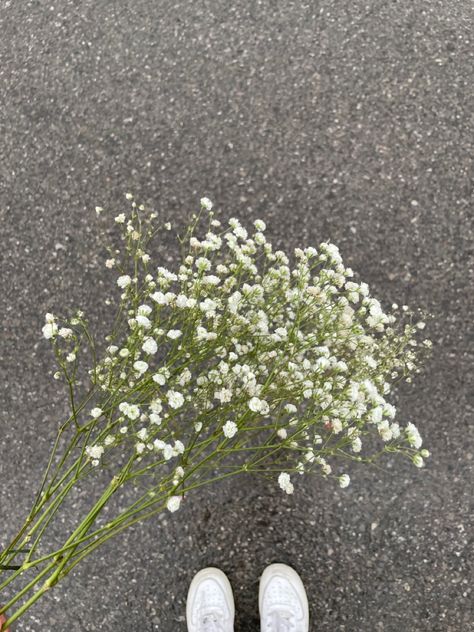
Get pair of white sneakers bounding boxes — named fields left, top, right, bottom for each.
left=186, top=564, right=309, bottom=632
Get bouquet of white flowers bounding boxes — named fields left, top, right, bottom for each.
left=0, top=195, right=430, bottom=629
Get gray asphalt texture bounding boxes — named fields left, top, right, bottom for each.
left=0, top=1, right=473, bottom=630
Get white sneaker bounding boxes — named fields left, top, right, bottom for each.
left=259, top=564, right=309, bottom=632
left=186, top=567, right=235, bottom=632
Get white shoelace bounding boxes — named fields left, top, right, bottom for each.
left=200, top=611, right=226, bottom=632
left=265, top=609, right=296, bottom=632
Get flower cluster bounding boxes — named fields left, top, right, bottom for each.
left=43, top=195, right=431, bottom=510
left=49, top=197, right=430, bottom=504
left=0, top=195, right=432, bottom=631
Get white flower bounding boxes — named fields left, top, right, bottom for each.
left=339, top=474, right=350, bottom=488
left=42, top=322, right=58, bottom=339
left=163, top=445, right=174, bottom=460
left=149, top=413, right=162, bottom=425
left=142, top=338, right=158, bottom=355
left=58, top=327, right=73, bottom=339
left=115, top=213, right=126, bottom=223
left=86, top=445, right=104, bottom=460
left=406, top=422, right=422, bottom=449
left=378, top=420, right=393, bottom=442
left=199, top=298, right=217, bottom=316
left=137, top=304, right=152, bottom=316
left=390, top=422, right=400, bottom=438
left=135, top=442, right=146, bottom=454
left=167, top=390, right=184, bottom=409
left=277, top=428, right=287, bottom=439
left=351, top=437, right=362, bottom=453
left=66, top=352, right=76, bottom=362
left=176, top=294, right=190, bottom=308
left=136, top=314, right=151, bottom=329
left=167, top=495, right=182, bottom=513
left=119, top=402, right=140, bottom=420
left=254, top=219, right=266, bottom=231
left=133, top=360, right=148, bottom=375
left=248, top=397, right=267, bottom=413
left=223, top=420, right=238, bottom=438
left=45, top=313, right=55, bottom=323
left=196, top=257, right=211, bottom=271
left=117, top=275, right=131, bottom=289
left=167, top=329, right=182, bottom=340
left=90, top=407, right=103, bottom=419
left=413, top=454, right=424, bottom=468
left=200, top=197, right=213, bottom=211
left=203, top=275, right=220, bottom=286
left=284, top=404, right=297, bottom=414
left=278, top=472, right=294, bottom=495
left=150, top=399, right=163, bottom=414
left=174, top=440, right=185, bottom=454
left=137, top=428, right=148, bottom=440
left=106, top=258, right=115, bottom=268
left=151, top=291, right=169, bottom=305
left=152, top=372, right=167, bottom=386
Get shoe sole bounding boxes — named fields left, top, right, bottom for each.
left=186, top=567, right=235, bottom=632
left=259, top=563, right=309, bottom=630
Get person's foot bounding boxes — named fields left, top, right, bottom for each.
left=186, top=567, right=234, bottom=632
left=259, top=564, right=309, bottom=632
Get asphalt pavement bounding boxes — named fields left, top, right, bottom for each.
left=0, top=1, right=473, bottom=630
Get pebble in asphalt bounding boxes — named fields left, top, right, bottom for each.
left=0, top=1, right=473, bottom=630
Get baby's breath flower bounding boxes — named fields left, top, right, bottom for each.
left=351, top=437, right=362, bottom=453
left=117, top=274, right=131, bottom=289
left=248, top=397, right=267, bottom=414
left=136, top=314, right=151, bottom=329
left=86, top=445, right=104, bottom=461
left=222, top=420, right=238, bottom=438
left=406, top=422, right=422, bottom=449
left=278, top=472, right=294, bottom=495
left=119, top=402, right=140, bottom=420
left=142, top=338, right=158, bottom=355
left=339, top=474, right=350, bottom=488
left=167, top=390, right=184, bottom=409
left=115, top=213, right=126, bottom=224
left=133, top=360, right=148, bottom=375
left=167, top=496, right=182, bottom=512
left=200, top=197, right=213, bottom=211
left=42, top=322, right=58, bottom=339
left=152, top=372, right=167, bottom=386
left=90, top=407, right=103, bottom=419
left=167, top=329, right=182, bottom=340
